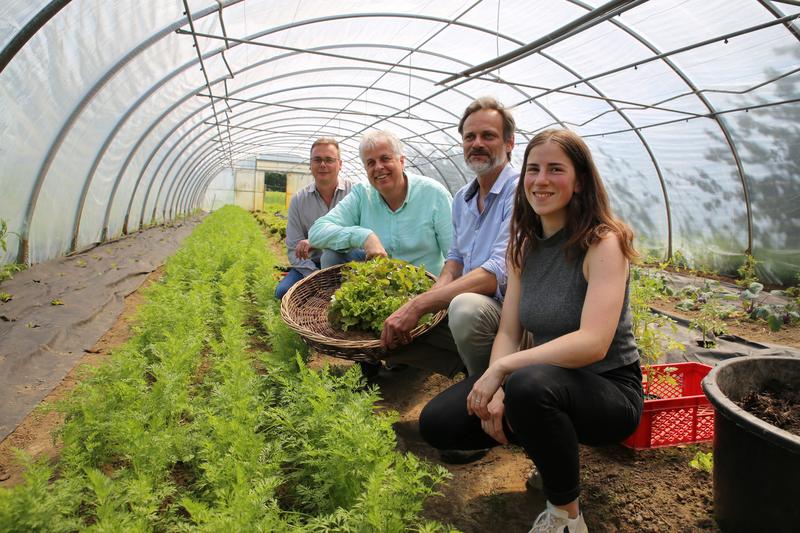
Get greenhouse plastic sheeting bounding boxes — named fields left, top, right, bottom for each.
left=1, top=0, right=799, bottom=283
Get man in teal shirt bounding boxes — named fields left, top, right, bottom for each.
left=309, top=130, right=452, bottom=276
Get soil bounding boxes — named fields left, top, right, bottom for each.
left=737, top=385, right=800, bottom=436
left=310, top=357, right=717, bottom=532
left=649, top=299, right=800, bottom=349
left=2, top=239, right=797, bottom=530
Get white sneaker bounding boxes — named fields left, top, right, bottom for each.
left=529, top=501, right=588, bottom=533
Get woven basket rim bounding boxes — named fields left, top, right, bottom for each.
left=279, top=262, right=446, bottom=359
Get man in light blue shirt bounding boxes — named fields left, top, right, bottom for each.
left=382, top=97, right=520, bottom=378
left=309, top=130, right=452, bottom=276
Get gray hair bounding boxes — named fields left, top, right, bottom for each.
left=359, top=130, right=404, bottom=164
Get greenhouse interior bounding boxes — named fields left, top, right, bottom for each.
left=1, top=1, right=799, bottom=531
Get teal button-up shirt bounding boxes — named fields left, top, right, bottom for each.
left=308, top=172, right=453, bottom=275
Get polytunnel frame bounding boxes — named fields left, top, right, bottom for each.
left=92, top=6, right=596, bottom=252
left=166, top=95, right=462, bottom=220
left=7, top=4, right=623, bottom=261
left=8, top=0, right=249, bottom=263
left=5, top=2, right=795, bottom=264
left=113, top=30, right=568, bottom=237
left=145, top=86, right=467, bottom=226
left=177, top=7, right=681, bottom=255
left=76, top=35, right=548, bottom=249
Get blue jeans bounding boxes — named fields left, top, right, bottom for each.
left=275, top=268, right=307, bottom=299
left=320, top=248, right=366, bottom=268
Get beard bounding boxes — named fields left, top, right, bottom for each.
left=465, top=150, right=500, bottom=176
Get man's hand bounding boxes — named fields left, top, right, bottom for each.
left=294, top=239, right=313, bottom=260
left=381, top=299, right=422, bottom=350
left=364, top=233, right=389, bottom=260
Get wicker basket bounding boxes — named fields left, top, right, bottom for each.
left=280, top=263, right=447, bottom=362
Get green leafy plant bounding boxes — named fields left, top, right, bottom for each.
left=0, top=206, right=449, bottom=531
left=329, top=257, right=434, bottom=334
left=0, top=221, right=27, bottom=283
left=669, top=250, right=690, bottom=272
left=50, top=299, right=64, bottom=306
left=629, top=267, right=685, bottom=370
left=736, top=253, right=759, bottom=288
left=0, top=219, right=21, bottom=254
left=253, top=211, right=287, bottom=239
left=741, top=282, right=799, bottom=332
left=689, top=451, right=713, bottom=473
left=690, top=300, right=728, bottom=347
left=0, top=292, right=11, bottom=302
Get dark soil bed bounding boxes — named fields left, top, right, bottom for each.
left=737, top=384, right=800, bottom=436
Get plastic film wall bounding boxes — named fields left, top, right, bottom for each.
left=1, top=0, right=798, bottom=283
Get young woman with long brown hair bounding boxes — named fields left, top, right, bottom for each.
left=420, top=129, right=643, bottom=533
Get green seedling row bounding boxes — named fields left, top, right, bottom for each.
left=0, top=206, right=453, bottom=533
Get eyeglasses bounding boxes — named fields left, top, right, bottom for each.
left=311, top=157, right=338, bottom=165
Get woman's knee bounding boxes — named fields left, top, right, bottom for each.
left=419, top=398, right=448, bottom=448
left=504, top=365, right=565, bottom=414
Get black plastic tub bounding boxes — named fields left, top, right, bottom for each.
left=701, top=356, right=800, bottom=532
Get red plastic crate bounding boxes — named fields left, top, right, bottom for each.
left=623, top=362, right=715, bottom=450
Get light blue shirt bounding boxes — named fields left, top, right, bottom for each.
left=447, top=164, right=519, bottom=301
left=309, top=172, right=453, bottom=275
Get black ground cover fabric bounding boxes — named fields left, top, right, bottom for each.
left=0, top=217, right=202, bottom=441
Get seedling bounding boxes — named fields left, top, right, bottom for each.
left=736, top=254, right=759, bottom=288
left=0, top=292, right=12, bottom=302
left=51, top=299, right=64, bottom=306
left=75, top=259, right=87, bottom=268
left=690, top=301, right=728, bottom=347
left=689, top=451, right=713, bottom=473
left=740, top=282, right=799, bottom=331
left=629, top=268, right=685, bottom=389
left=0, top=219, right=22, bottom=253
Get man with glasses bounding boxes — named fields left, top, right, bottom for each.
left=275, top=137, right=354, bottom=299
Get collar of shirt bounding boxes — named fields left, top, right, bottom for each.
left=462, top=163, right=517, bottom=206
left=310, top=178, right=348, bottom=194
left=375, top=172, right=410, bottom=212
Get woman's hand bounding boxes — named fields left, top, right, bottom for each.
left=479, top=388, right=509, bottom=445
left=467, top=364, right=506, bottom=419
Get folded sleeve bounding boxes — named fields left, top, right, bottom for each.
left=480, top=192, right=514, bottom=300
left=445, top=190, right=465, bottom=265
left=308, top=185, right=373, bottom=251
left=433, top=186, right=453, bottom=261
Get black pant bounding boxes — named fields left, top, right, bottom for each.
left=419, top=361, right=643, bottom=505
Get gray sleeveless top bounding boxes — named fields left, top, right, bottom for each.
left=518, top=228, right=639, bottom=374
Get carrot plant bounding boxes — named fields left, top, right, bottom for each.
left=0, top=206, right=452, bottom=532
